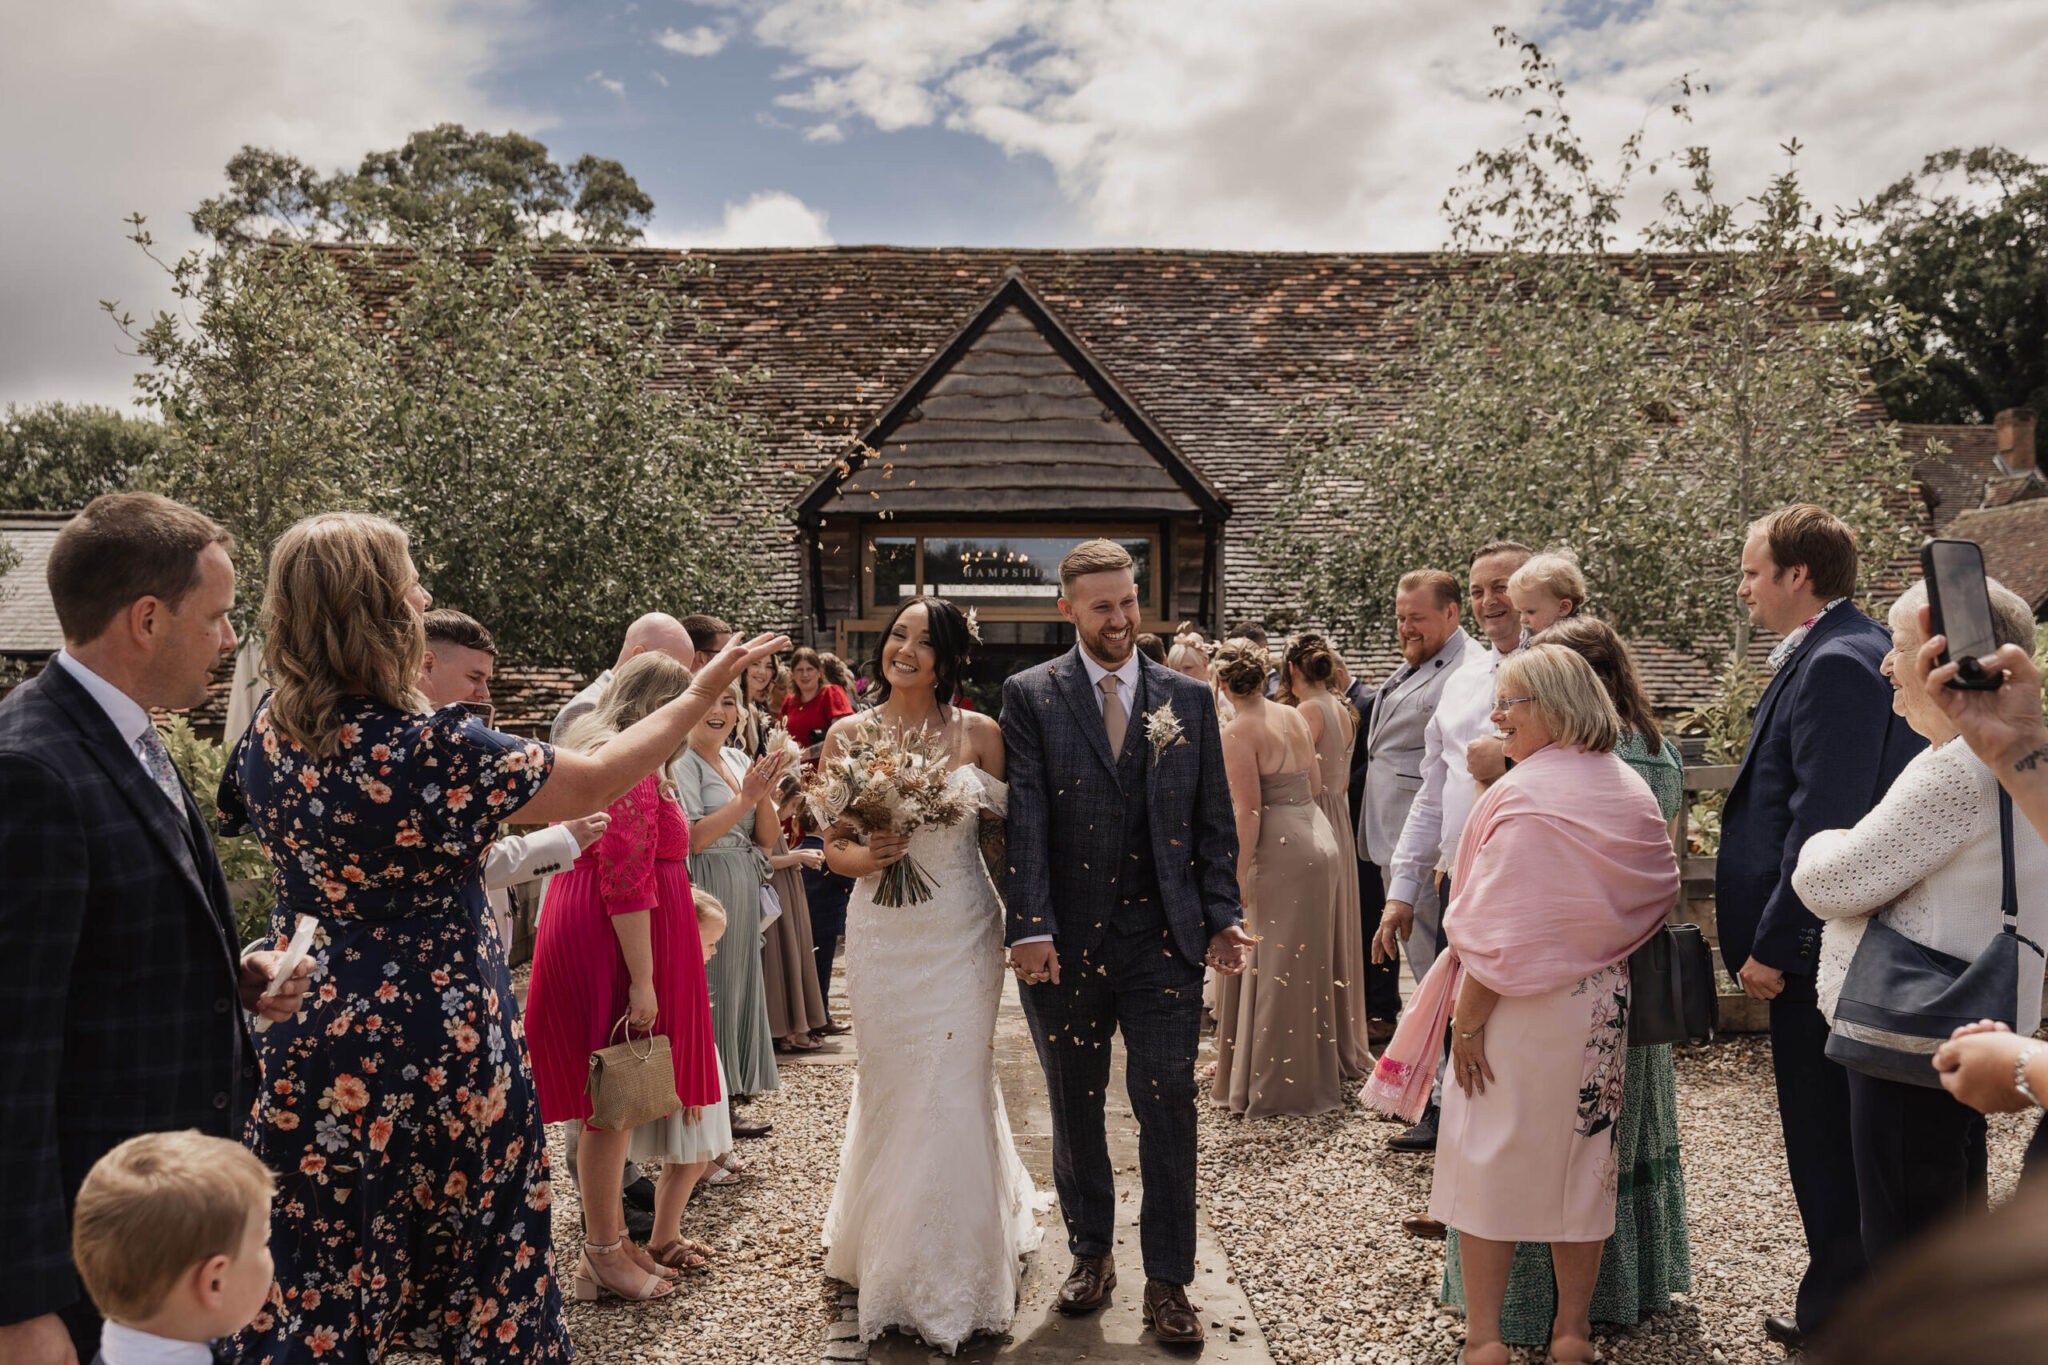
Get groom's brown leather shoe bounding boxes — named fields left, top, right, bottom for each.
left=1141, top=1279, right=1205, bottom=1344
left=1055, top=1256, right=1116, bottom=1314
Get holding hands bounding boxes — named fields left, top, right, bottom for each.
left=1010, top=939, right=1060, bottom=986
left=1206, top=923, right=1256, bottom=975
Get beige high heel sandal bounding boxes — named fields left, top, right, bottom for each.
left=572, top=1237, right=676, bottom=1302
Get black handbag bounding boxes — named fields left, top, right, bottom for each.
left=1626, top=922, right=1717, bottom=1047
left=1826, top=789, right=2042, bottom=1088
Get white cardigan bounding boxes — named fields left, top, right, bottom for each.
left=1793, top=739, right=2048, bottom=1034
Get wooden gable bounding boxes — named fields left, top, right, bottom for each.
left=795, top=271, right=1227, bottom=524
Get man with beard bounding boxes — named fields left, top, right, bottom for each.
left=1376, top=543, right=1531, bottom=1206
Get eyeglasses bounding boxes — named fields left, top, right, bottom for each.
left=1495, top=696, right=1535, bottom=709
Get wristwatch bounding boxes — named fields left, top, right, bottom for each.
left=2016, top=1040, right=2046, bottom=1109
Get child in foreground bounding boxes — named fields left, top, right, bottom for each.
left=71, top=1130, right=275, bottom=1365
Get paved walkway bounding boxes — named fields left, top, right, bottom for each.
left=818, top=980, right=1274, bottom=1364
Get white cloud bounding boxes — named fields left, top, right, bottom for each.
left=649, top=69, right=671, bottom=87
left=802, top=121, right=844, bottom=143
left=655, top=24, right=729, bottom=56
left=728, top=0, right=2048, bottom=249
left=589, top=69, right=626, bottom=96
left=646, top=190, right=835, bottom=247
left=0, top=0, right=537, bottom=408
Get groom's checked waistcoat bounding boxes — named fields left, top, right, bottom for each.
left=1000, top=646, right=1243, bottom=966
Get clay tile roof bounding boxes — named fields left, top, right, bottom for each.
left=1907, top=424, right=2023, bottom=532
left=0, top=511, right=73, bottom=656
left=1947, top=501, right=2048, bottom=614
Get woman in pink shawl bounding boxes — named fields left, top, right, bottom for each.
left=1366, top=644, right=1678, bottom=1365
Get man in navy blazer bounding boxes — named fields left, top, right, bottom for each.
left=1716, top=504, right=1925, bottom=1349
left=1003, top=540, right=1252, bottom=1344
left=0, top=495, right=312, bottom=1365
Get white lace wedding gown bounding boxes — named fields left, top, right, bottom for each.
left=822, top=765, right=1044, bottom=1353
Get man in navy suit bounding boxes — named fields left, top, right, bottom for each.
left=1003, top=539, right=1253, bottom=1345
left=0, top=494, right=313, bottom=1365
left=1716, top=504, right=1925, bottom=1350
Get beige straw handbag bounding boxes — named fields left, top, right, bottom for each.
left=585, top=1016, right=679, bottom=1131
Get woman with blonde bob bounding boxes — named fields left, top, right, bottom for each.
left=1366, top=644, right=1679, bottom=1365
left=219, top=512, right=784, bottom=1361
left=527, top=652, right=729, bottom=1295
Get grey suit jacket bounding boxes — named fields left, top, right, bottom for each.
left=1355, top=631, right=1474, bottom=867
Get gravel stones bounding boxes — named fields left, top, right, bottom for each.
left=1197, top=1035, right=2036, bottom=1364
left=546, top=1065, right=851, bottom=1364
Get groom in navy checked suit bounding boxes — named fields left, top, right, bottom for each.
left=0, top=495, right=311, bottom=1365
left=1716, top=504, right=1924, bottom=1349
left=1001, top=539, right=1253, bottom=1346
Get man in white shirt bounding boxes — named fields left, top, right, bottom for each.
left=1376, top=541, right=1531, bottom=1169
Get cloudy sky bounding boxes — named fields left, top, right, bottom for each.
left=4, top=0, right=2044, bottom=409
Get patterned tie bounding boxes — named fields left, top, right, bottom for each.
left=135, top=724, right=187, bottom=811
left=1099, top=674, right=1128, bottom=756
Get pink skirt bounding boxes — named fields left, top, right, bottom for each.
left=1430, top=961, right=1631, bottom=1243
left=524, top=858, right=719, bottom=1122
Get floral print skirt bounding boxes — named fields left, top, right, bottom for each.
left=1428, top=962, right=1631, bottom=1246
left=232, top=905, right=569, bottom=1364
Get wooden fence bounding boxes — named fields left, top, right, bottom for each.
left=1674, top=760, right=1770, bottom=1033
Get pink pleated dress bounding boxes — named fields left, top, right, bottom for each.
left=525, top=773, right=720, bottom=1123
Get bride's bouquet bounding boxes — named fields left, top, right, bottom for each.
left=801, top=716, right=974, bottom=907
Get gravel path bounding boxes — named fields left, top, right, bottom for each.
left=1197, top=1035, right=2036, bottom=1365
left=544, top=1064, right=851, bottom=1365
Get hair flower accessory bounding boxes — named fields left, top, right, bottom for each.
left=965, top=606, right=983, bottom=644
left=1145, top=703, right=1185, bottom=766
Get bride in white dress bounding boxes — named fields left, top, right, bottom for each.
left=819, top=598, right=1043, bottom=1354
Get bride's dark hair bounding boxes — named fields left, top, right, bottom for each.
left=863, top=595, right=975, bottom=709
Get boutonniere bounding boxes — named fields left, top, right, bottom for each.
left=1145, top=703, right=1186, bottom=766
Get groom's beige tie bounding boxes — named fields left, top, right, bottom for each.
left=1099, top=674, right=1128, bottom=755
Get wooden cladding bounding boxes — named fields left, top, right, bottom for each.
left=821, top=306, right=1196, bottom=516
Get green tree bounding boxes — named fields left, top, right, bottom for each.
left=364, top=240, right=773, bottom=668
left=195, top=124, right=654, bottom=248
left=0, top=402, right=166, bottom=511
left=108, top=133, right=770, bottom=669
left=1841, top=147, right=2048, bottom=424
left=1275, top=31, right=1919, bottom=659
left=105, top=218, right=385, bottom=622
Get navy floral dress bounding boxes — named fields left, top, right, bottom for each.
left=219, top=696, right=571, bottom=1364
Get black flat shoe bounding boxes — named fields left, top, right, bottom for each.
left=1388, top=1107, right=1438, bottom=1152
left=1763, top=1315, right=1806, bottom=1350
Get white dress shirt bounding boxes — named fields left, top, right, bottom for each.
left=96, top=1320, right=213, bottom=1365
left=1016, top=648, right=1141, bottom=948
left=52, top=649, right=159, bottom=780
left=1385, top=642, right=1515, bottom=906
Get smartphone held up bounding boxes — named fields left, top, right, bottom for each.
left=1921, top=538, right=2003, bottom=691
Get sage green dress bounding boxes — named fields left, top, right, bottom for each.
left=677, top=747, right=781, bottom=1098
left=1443, top=730, right=1692, bottom=1341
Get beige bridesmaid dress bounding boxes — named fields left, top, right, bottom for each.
left=1212, top=759, right=1347, bottom=1119
left=1304, top=690, right=1372, bottom=1079
left=763, top=834, right=832, bottom=1039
